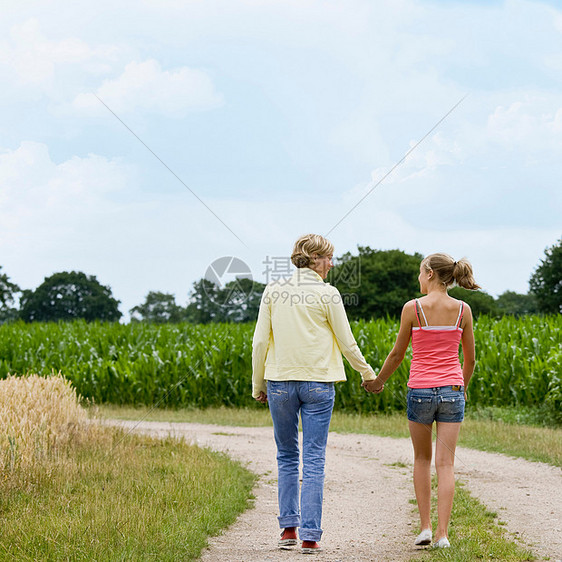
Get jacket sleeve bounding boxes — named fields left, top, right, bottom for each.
left=325, top=287, right=376, bottom=381
left=252, top=286, right=272, bottom=398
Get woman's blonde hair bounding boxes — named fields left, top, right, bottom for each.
left=291, top=234, right=334, bottom=269
left=422, top=253, right=481, bottom=290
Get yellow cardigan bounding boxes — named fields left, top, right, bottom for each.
left=252, top=268, right=375, bottom=398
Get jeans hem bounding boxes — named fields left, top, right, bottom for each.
left=299, top=528, right=323, bottom=542
left=278, top=516, right=300, bottom=528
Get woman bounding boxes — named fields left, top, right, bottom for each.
left=252, top=234, right=375, bottom=554
left=363, top=253, right=478, bottom=549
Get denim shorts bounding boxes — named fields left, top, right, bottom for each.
left=407, top=386, right=465, bottom=424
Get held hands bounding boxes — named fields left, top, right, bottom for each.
left=255, top=391, right=268, bottom=404
left=362, top=377, right=384, bottom=394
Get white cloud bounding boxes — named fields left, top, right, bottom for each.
left=338, top=130, right=465, bottom=214
left=0, top=141, right=128, bottom=211
left=0, top=19, right=120, bottom=92
left=0, top=141, right=133, bottom=261
left=487, top=100, right=562, bottom=150
left=73, top=59, right=224, bottom=117
left=338, top=91, right=562, bottom=229
left=0, top=19, right=223, bottom=117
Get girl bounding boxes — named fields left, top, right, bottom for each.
left=363, top=253, right=479, bottom=549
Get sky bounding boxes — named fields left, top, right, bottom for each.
left=0, top=0, right=561, bottom=319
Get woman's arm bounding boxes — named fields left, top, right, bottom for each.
left=325, top=287, right=376, bottom=381
left=363, top=302, right=414, bottom=392
left=252, top=287, right=272, bottom=400
left=460, top=303, right=475, bottom=399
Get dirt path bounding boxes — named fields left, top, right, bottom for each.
left=108, top=420, right=562, bottom=561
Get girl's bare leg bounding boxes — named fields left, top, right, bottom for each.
left=434, top=422, right=461, bottom=539
left=408, top=421, right=433, bottom=531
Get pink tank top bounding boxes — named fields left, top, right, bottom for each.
left=408, top=299, right=465, bottom=389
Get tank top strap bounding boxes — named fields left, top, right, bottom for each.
left=455, top=302, right=464, bottom=328
left=415, top=299, right=429, bottom=327
left=413, top=299, right=422, bottom=328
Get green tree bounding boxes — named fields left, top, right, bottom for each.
left=530, top=237, right=562, bottom=314
left=184, top=278, right=266, bottom=324
left=130, top=291, right=184, bottom=323
left=495, top=291, right=538, bottom=316
left=327, top=247, right=423, bottom=319
left=0, top=266, right=20, bottom=323
left=184, top=279, right=225, bottom=324
left=221, top=278, right=266, bottom=323
left=20, top=271, right=122, bottom=322
left=448, top=287, right=497, bottom=317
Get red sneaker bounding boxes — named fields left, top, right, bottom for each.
left=302, top=540, right=322, bottom=554
left=278, top=527, right=298, bottom=549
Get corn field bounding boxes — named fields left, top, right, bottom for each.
left=0, top=316, right=559, bottom=420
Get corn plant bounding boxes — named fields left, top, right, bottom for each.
left=0, top=316, right=559, bottom=420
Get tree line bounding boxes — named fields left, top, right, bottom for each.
left=1, top=238, right=560, bottom=324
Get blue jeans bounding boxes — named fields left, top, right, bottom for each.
left=267, top=380, right=335, bottom=542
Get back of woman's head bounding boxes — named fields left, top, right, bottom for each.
left=291, top=234, right=334, bottom=269
left=422, top=252, right=481, bottom=290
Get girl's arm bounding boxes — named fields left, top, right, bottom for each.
left=363, top=302, right=414, bottom=392
left=460, top=303, right=475, bottom=400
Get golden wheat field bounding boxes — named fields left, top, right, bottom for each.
left=0, top=373, right=87, bottom=473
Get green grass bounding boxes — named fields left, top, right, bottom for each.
left=0, top=426, right=256, bottom=560
left=98, top=403, right=274, bottom=427
left=411, top=479, right=535, bottom=561
left=459, top=418, right=562, bottom=467
left=468, top=405, right=557, bottom=427
left=98, top=405, right=562, bottom=467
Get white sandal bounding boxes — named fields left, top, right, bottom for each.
left=414, top=528, right=432, bottom=546
left=433, top=537, right=450, bottom=548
